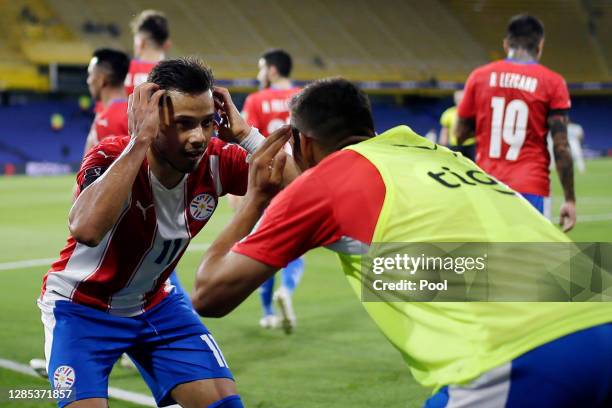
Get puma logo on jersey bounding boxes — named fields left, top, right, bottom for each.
left=136, top=200, right=154, bottom=220
left=97, top=118, right=109, bottom=128
left=97, top=150, right=110, bottom=159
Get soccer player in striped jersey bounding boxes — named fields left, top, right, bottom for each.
left=38, top=58, right=294, bottom=408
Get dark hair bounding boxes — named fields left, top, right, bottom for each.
left=261, top=49, right=293, bottom=78
left=92, top=48, right=130, bottom=87
left=290, top=78, right=375, bottom=151
left=506, top=14, right=544, bottom=53
left=148, top=57, right=214, bottom=94
left=131, top=10, right=169, bottom=47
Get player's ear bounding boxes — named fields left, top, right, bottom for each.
left=268, top=65, right=278, bottom=80
left=300, top=134, right=318, bottom=169
left=502, top=38, right=510, bottom=54
left=163, top=39, right=172, bottom=51
left=537, top=38, right=544, bottom=59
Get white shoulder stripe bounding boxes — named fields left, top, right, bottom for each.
left=209, top=155, right=222, bottom=196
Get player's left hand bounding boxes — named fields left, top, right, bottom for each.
left=559, top=200, right=576, bottom=232
left=245, top=125, right=292, bottom=209
left=213, top=86, right=251, bottom=143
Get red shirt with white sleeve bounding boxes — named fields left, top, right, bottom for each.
left=233, top=150, right=385, bottom=268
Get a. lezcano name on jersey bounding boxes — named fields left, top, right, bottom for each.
left=489, top=72, right=538, bottom=93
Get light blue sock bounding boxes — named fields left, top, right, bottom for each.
left=259, top=275, right=275, bottom=316
left=281, top=258, right=304, bottom=294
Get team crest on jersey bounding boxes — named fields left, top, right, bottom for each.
left=53, top=365, right=75, bottom=389
left=189, top=193, right=216, bottom=221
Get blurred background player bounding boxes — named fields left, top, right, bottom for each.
left=456, top=14, right=576, bottom=231
left=237, top=49, right=304, bottom=333
left=82, top=48, right=129, bottom=156
left=438, top=90, right=475, bottom=161
left=124, top=10, right=170, bottom=95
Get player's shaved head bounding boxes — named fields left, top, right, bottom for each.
left=290, top=78, right=375, bottom=152
left=91, top=48, right=130, bottom=87
left=506, top=14, right=544, bottom=54
left=148, top=57, right=214, bottom=95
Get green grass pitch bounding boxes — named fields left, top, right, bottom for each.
left=0, top=158, right=611, bottom=407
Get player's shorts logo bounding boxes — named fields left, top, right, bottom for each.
left=190, top=194, right=216, bottom=221
left=53, top=365, right=75, bottom=389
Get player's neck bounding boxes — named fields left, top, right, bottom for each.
left=269, top=78, right=293, bottom=90
left=147, top=149, right=185, bottom=189
left=137, top=49, right=165, bottom=63
left=506, top=48, right=538, bottom=63
left=101, top=87, right=127, bottom=106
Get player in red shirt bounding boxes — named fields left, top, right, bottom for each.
left=124, top=10, right=170, bottom=95
left=456, top=14, right=576, bottom=231
left=83, top=48, right=130, bottom=155
left=241, top=49, right=303, bottom=333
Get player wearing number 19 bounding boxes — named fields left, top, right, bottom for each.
left=36, top=58, right=282, bottom=408
left=456, top=14, right=576, bottom=231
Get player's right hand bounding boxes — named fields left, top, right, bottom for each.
left=559, top=200, right=576, bottom=232
left=245, top=125, right=292, bottom=209
left=128, top=83, right=165, bottom=147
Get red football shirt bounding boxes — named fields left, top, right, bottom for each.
left=233, top=150, right=385, bottom=268
left=42, top=136, right=249, bottom=315
left=458, top=59, right=571, bottom=196
left=124, top=59, right=158, bottom=95
left=93, top=99, right=129, bottom=143
left=242, top=87, right=301, bottom=136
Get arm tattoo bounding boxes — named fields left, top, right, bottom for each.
left=549, top=114, right=575, bottom=202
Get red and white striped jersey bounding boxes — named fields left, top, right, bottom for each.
left=41, top=136, right=249, bottom=316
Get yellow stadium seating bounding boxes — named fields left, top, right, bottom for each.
left=0, top=0, right=610, bottom=91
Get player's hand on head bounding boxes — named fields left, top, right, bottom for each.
left=559, top=201, right=576, bottom=232
left=129, top=83, right=165, bottom=147
left=245, top=125, right=292, bottom=209
left=213, top=86, right=251, bottom=143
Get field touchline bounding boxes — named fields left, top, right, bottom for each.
left=0, top=243, right=211, bottom=272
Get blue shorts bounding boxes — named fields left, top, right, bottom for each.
left=521, top=193, right=546, bottom=214
left=424, top=323, right=612, bottom=407
left=40, top=292, right=233, bottom=407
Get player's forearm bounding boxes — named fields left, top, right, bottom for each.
left=553, top=134, right=575, bottom=202
left=69, top=139, right=149, bottom=246
left=550, top=117, right=575, bottom=202
left=192, top=197, right=271, bottom=316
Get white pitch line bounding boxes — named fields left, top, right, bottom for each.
left=0, top=243, right=210, bottom=272
left=0, top=357, right=181, bottom=407
left=578, top=213, right=612, bottom=222
left=0, top=258, right=56, bottom=271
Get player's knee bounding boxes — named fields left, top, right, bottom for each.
left=207, top=394, right=244, bottom=408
